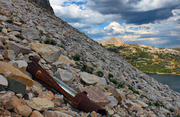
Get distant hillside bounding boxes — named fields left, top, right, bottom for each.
left=98, top=37, right=125, bottom=46
left=173, top=48, right=180, bottom=52
left=104, top=44, right=180, bottom=75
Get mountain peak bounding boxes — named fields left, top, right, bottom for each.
left=100, top=37, right=125, bottom=46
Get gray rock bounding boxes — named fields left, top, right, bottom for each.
left=26, top=98, right=54, bottom=111
left=7, top=79, right=26, bottom=96
left=37, top=26, right=47, bottom=34
left=0, top=15, right=9, bottom=21
left=29, top=42, right=61, bottom=63
left=43, top=110, right=72, bottom=117
left=78, top=86, right=111, bottom=107
left=7, top=24, right=21, bottom=32
left=0, top=75, right=8, bottom=88
left=97, top=77, right=107, bottom=88
left=0, top=86, right=5, bottom=91
left=0, top=41, right=5, bottom=49
left=3, top=49, right=16, bottom=61
left=79, top=72, right=99, bottom=85
left=7, top=41, right=31, bottom=55
left=21, top=28, right=40, bottom=40
left=106, top=96, right=118, bottom=108
left=54, top=68, right=74, bottom=85
left=0, top=0, right=13, bottom=9
left=8, top=34, right=21, bottom=42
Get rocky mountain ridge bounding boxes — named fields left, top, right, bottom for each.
left=98, top=37, right=125, bottom=46
left=104, top=43, right=180, bottom=75
left=31, top=0, right=54, bottom=14
left=0, top=0, right=180, bottom=116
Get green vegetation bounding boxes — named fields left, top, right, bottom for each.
left=80, top=64, right=93, bottom=74
left=44, top=38, right=57, bottom=45
left=118, top=81, right=126, bottom=88
left=39, top=30, right=43, bottom=36
left=15, top=34, right=24, bottom=40
left=108, top=73, right=114, bottom=79
left=154, top=101, right=166, bottom=108
left=72, top=54, right=81, bottom=61
left=127, top=85, right=139, bottom=95
left=20, top=19, right=25, bottom=24
left=95, top=71, right=104, bottom=77
left=6, top=19, right=13, bottom=23
left=104, top=44, right=180, bottom=74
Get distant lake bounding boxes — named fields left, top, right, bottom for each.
left=147, top=73, right=180, bottom=93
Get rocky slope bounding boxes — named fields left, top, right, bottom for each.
left=0, top=0, right=180, bottom=117
left=104, top=43, right=180, bottom=75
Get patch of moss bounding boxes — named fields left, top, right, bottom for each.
left=95, top=71, right=104, bottom=77
left=72, top=54, right=81, bottom=61
left=44, top=38, right=51, bottom=44
left=39, top=30, right=43, bottom=36
left=15, top=34, right=24, bottom=40
left=6, top=19, right=13, bottom=23
left=108, top=73, right=114, bottom=79
left=20, top=19, right=25, bottom=24
left=118, top=82, right=126, bottom=88
left=44, top=38, right=56, bottom=45
left=81, top=64, right=93, bottom=74
left=153, top=101, right=166, bottom=108
left=50, top=39, right=57, bottom=45
left=110, top=79, right=118, bottom=84
left=127, top=85, right=140, bottom=95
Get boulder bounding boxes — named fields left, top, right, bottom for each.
left=29, top=42, right=61, bottom=63
left=0, top=61, right=34, bottom=87
left=21, top=28, right=40, bottom=40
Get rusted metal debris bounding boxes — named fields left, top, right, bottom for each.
left=26, top=56, right=107, bottom=115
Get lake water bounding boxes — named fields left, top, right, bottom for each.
left=147, top=73, right=180, bottom=93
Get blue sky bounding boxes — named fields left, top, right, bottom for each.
left=49, top=0, right=180, bottom=48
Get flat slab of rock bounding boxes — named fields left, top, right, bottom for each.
left=26, top=98, right=54, bottom=111
left=53, top=55, right=75, bottom=66
left=106, top=96, right=118, bottom=108
left=54, top=68, right=74, bottom=85
left=79, top=72, right=99, bottom=85
left=78, top=86, right=111, bottom=107
left=43, top=110, right=72, bottom=117
left=21, top=28, right=40, bottom=40
left=29, top=42, right=61, bottom=63
left=0, top=61, right=33, bottom=87
left=7, top=41, right=31, bottom=55
left=0, top=75, right=8, bottom=88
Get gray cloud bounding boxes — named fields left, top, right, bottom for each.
left=86, top=0, right=180, bottom=24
